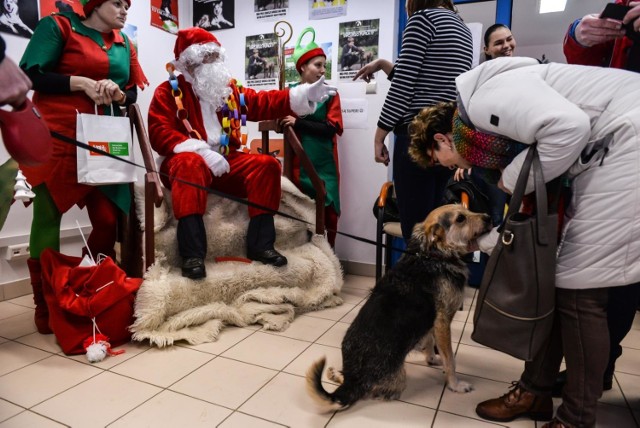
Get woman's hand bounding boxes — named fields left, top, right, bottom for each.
left=95, top=79, right=124, bottom=105
left=624, top=2, right=640, bottom=33
left=454, top=167, right=472, bottom=182
left=71, top=76, right=115, bottom=105
left=575, top=13, right=626, bottom=46
left=352, top=58, right=393, bottom=82
left=279, top=115, right=296, bottom=128
left=374, top=127, right=390, bottom=165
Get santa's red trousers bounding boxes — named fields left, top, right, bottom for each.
left=160, top=151, right=282, bottom=219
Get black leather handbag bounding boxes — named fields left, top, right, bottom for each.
left=472, top=145, right=557, bottom=361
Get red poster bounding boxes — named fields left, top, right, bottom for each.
left=39, top=0, right=84, bottom=18
left=150, top=0, right=179, bottom=34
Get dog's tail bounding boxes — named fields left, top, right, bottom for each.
left=305, top=357, right=352, bottom=412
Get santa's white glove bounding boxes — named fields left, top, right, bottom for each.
left=173, top=138, right=230, bottom=177
left=198, top=148, right=229, bottom=177
left=477, top=226, right=500, bottom=255
left=307, top=76, right=337, bottom=103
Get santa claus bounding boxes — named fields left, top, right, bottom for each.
left=148, top=27, right=336, bottom=279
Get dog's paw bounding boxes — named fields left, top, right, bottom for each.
left=327, top=367, right=344, bottom=384
left=448, top=380, right=474, bottom=393
left=427, top=354, right=443, bottom=366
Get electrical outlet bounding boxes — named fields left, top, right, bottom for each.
left=5, top=243, right=30, bottom=261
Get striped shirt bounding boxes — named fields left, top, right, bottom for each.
left=377, top=8, right=473, bottom=131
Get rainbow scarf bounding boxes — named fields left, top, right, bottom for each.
left=452, top=110, right=527, bottom=173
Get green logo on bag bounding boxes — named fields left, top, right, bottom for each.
left=109, top=142, right=129, bottom=156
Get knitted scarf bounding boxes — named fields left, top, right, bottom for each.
left=452, top=110, right=528, bottom=171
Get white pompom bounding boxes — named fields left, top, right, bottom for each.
left=86, top=342, right=108, bottom=363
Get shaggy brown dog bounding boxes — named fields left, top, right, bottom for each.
left=306, top=204, right=491, bottom=412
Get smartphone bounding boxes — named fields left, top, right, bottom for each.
left=599, top=3, right=631, bottom=21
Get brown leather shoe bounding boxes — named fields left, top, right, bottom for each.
left=476, top=382, right=553, bottom=422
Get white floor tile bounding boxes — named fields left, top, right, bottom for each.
left=0, top=341, right=51, bottom=377
left=615, top=346, right=640, bottom=377
left=65, top=340, right=151, bottom=369
left=327, top=399, right=436, bottom=427
left=339, top=302, right=363, bottom=324
left=0, top=302, right=32, bottom=320
left=315, top=321, right=349, bottom=348
left=0, top=355, right=101, bottom=408
left=0, top=399, right=23, bottom=424
left=239, top=372, right=335, bottom=427
left=305, top=302, right=356, bottom=322
left=263, top=314, right=335, bottom=342
left=14, top=333, right=62, bottom=355
left=170, top=356, right=277, bottom=409
left=400, top=362, right=448, bottom=409
left=108, top=390, right=232, bottom=428
left=221, top=331, right=310, bottom=370
left=439, top=376, right=510, bottom=421
left=433, top=410, right=506, bottom=427
left=177, top=326, right=255, bottom=355
left=6, top=295, right=35, bottom=309
left=0, top=312, right=37, bottom=340
left=454, top=343, right=524, bottom=383
left=32, top=371, right=161, bottom=427
left=596, top=401, right=638, bottom=428
left=0, top=410, right=66, bottom=427
left=338, top=287, right=370, bottom=305
left=615, top=372, right=640, bottom=410
left=342, top=275, right=375, bottom=291
left=219, top=412, right=287, bottom=427
left=283, top=343, right=343, bottom=379
left=621, top=327, right=640, bottom=350
left=110, top=346, right=213, bottom=387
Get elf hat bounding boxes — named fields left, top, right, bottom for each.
left=292, top=27, right=326, bottom=73
left=80, top=0, right=131, bottom=17
left=174, top=27, right=222, bottom=60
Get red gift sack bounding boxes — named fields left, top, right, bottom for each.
left=40, top=248, right=142, bottom=355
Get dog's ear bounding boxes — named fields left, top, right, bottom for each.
left=425, top=223, right=446, bottom=249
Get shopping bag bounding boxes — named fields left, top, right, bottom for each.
left=40, top=248, right=142, bottom=355
left=76, top=106, right=136, bottom=185
left=471, top=146, right=557, bottom=361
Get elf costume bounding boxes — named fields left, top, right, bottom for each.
left=289, top=28, right=343, bottom=247
left=18, top=0, right=148, bottom=333
left=148, top=27, right=330, bottom=278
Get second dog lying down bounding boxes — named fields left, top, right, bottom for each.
left=307, top=204, right=492, bottom=412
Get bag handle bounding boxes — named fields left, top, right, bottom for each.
left=501, top=145, right=552, bottom=246
left=93, top=105, right=115, bottom=116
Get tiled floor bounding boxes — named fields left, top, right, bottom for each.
left=1, top=274, right=639, bottom=427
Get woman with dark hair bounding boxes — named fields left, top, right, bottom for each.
left=409, top=57, right=640, bottom=428
left=483, top=23, right=516, bottom=60
left=18, top=0, right=148, bottom=334
left=363, top=0, right=473, bottom=241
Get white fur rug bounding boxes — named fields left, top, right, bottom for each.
left=130, top=177, right=344, bottom=347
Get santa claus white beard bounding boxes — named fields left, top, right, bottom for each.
left=190, top=61, right=233, bottom=109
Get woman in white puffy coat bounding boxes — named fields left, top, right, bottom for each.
left=409, top=56, right=640, bottom=428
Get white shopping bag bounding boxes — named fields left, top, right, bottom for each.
left=76, top=106, right=137, bottom=185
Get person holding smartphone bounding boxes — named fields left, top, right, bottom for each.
left=552, top=0, right=640, bottom=399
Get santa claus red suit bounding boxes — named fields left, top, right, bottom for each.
left=148, top=28, right=336, bottom=279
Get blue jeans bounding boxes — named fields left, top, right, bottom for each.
left=520, top=287, right=609, bottom=427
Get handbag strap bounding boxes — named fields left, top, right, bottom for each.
left=501, top=145, right=552, bottom=246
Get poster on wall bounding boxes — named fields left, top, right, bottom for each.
left=0, top=0, right=38, bottom=38
left=283, top=41, right=332, bottom=87
left=337, top=19, right=379, bottom=81
left=150, top=0, right=178, bottom=34
left=193, top=0, right=234, bottom=31
left=309, top=0, right=347, bottom=20
left=245, top=33, right=278, bottom=87
left=121, top=23, right=138, bottom=50
left=39, top=0, right=82, bottom=17
left=254, top=0, right=287, bottom=22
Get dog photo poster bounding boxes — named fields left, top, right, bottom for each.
left=193, top=0, right=234, bottom=30
left=38, top=0, right=82, bottom=17
left=0, top=0, right=38, bottom=38
left=337, top=19, right=379, bottom=81
left=150, top=0, right=178, bottom=34
left=244, top=33, right=278, bottom=87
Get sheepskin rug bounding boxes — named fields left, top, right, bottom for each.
left=129, top=177, right=344, bottom=347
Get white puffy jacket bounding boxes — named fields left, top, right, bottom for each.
left=457, top=57, right=640, bottom=289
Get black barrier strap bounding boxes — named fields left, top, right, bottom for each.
left=50, top=130, right=410, bottom=255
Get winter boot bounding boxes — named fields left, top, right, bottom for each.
left=27, top=257, right=52, bottom=334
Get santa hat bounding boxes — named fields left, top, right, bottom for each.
left=291, top=27, right=326, bottom=73
left=80, top=0, right=131, bottom=17
left=174, top=27, right=222, bottom=61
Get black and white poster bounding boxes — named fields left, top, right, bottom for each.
left=193, top=0, right=234, bottom=31
left=254, top=0, right=287, bottom=21
left=0, top=0, right=38, bottom=39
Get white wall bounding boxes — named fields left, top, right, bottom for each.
left=0, top=0, right=398, bottom=285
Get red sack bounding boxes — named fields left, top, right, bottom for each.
left=40, top=248, right=142, bottom=355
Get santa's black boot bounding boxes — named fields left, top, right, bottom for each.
left=177, top=214, right=207, bottom=279
left=246, top=214, right=287, bottom=267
